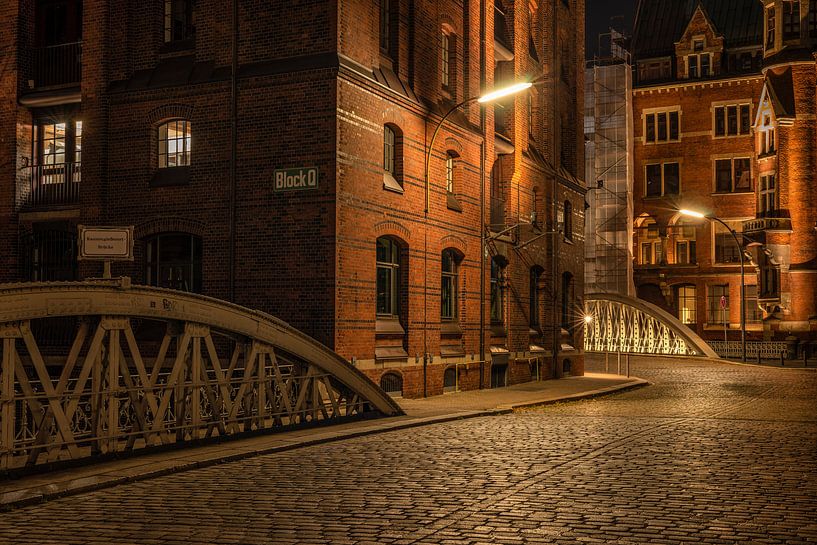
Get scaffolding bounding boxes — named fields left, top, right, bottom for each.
left=584, top=31, right=635, bottom=297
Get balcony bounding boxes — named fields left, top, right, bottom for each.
left=25, top=163, right=81, bottom=208
left=743, top=217, right=792, bottom=234
left=31, top=42, right=82, bottom=88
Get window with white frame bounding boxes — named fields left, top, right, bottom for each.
left=158, top=120, right=191, bottom=168
left=759, top=174, right=777, bottom=216
left=707, top=284, right=729, bottom=324
left=676, top=284, right=697, bottom=324
left=637, top=220, right=662, bottom=265
left=687, top=53, right=711, bottom=78
left=758, top=115, right=776, bottom=155
left=645, top=161, right=680, bottom=196
left=714, top=157, right=752, bottom=193
left=644, top=110, right=680, bottom=143
left=714, top=104, right=751, bottom=137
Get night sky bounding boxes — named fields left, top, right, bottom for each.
left=585, top=0, right=637, bottom=59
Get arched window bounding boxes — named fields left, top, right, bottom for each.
left=380, top=372, right=403, bottom=396
left=445, top=152, right=456, bottom=193
left=145, top=232, right=202, bottom=292
left=158, top=120, right=191, bottom=168
left=376, top=237, right=401, bottom=317
left=383, top=124, right=403, bottom=191
left=563, top=200, right=573, bottom=240
left=441, top=249, right=460, bottom=321
left=441, top=31, right=451, bottom=88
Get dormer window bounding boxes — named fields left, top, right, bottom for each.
left=687, top=53, right=710, bottom=78
left=693, top=39, right=704, bottom=52
left=783, top=1, right=801, bottom=40
left=766, top=7, right=776, bottom=49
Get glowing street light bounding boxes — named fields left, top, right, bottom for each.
left=679, top=208, right=746, bottom=361
left=477, top=82, right=534, bottom=103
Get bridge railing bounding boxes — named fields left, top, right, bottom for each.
left=0, top=282, right=402, bottom=472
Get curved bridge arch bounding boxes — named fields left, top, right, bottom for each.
left=0, top=281, right=402, bottom=470
left=584, top=293, right=719, bottom=358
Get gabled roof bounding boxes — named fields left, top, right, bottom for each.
left=764, top=68, right=797, bottom=119
left=632, top=0, right=763, bottom=61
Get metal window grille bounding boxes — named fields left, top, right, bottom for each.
left=380, top=373, right=402, bottom=396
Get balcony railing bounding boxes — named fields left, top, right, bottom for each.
left=26, top=162, right=81, bottom=207
left=743, top=217, right=792, bottom=233
left=32, top=42, right=82, bottom=87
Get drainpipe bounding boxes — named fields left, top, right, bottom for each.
left=551, top=0, right=560, bottom=379
left=228, top=0, right=239, bottom=301
left=479, top=0, right=487, bottom=389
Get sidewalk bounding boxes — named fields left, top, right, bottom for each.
left=0, top=372, right=646, bottom=511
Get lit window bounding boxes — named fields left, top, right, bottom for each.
left=445, top=152, right=456, bottom=193
left=145, top=233, right=202, bottom=292
left=158, top=120, right=191, bottom=168
left=677, top=284, right=697, bottom=324
left=715, top=157, right=752, bottom=193
left=637, top=219, right=662, bottom=265
left=645, top=162, right=680, bottom=196
left=671, top=220, right=696, bottom=265
left=376, top=237, right=401, bottom=317
left=164, top=0, right=194, bottom=43
left=758, top=116, right=776, bottom=155
left=441, top=249, right=459, bottom=321
left=383, top=124, right=403, bottom=189
left=707, top=285, right=729, bottom=324
left=759, top=174, right=777, bottom=216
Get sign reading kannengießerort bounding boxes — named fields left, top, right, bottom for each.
left=78, top=225, right=134, bottom=261
left=273, top=167, right=319, bottom=192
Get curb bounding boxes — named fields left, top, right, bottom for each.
left=0, top=378, right=647, bottom=511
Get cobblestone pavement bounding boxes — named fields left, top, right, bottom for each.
left=1, top=357, right=815, bottom=544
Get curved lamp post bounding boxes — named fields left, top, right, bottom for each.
left=421, top=81, right=532, bottom=397
left=679, top=209, right=746, bottom=362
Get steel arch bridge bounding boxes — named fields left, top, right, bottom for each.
left=0, top=280, right=402, bottom=471
left=584, top=293, right=719, bottom=358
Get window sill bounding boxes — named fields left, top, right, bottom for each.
left=758, top=152, right=776, bottom=159
left=643, top=139, right=681, bottom=145
left=151, top=167, right=190, bottom=187
left=376, top=317, right=405, bottom=336
left=712, top=134, right=751, bottom=139
left=159, top=38, right=195, bottom=55
left=642, top=194, right=680, bottom=200
left=446, top=193, right=463, bottom=212
left=441, top=321, right=463, bottom=336
left=383, top=172, right=404, bottom=194
left=711, top=191, right=753, bottom=196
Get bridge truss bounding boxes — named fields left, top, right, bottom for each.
left=0, top=281, right=402, bottom=471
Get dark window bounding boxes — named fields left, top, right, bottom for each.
left=37, top=0, right=82, bottom=46
left=715, top=159, right=732, bottom=192
left=663, top=162, right=680, bottom=195
left=734, top=158, right=751, bottom=191
left=689, top=55, right=699, bottom=78
left=561, top=272, right=573, bottom=330
left=669, top=111, right=679, bottom=140
left=708, top=285, right=730, bottom=324
left=810, top=1, right=817, bottom=37
left=145, top=233, right=202, bottom=292
left=715, top=107, right=726, bottom=136
left=441, top=249, right=459, bottom=321
left=759, top=254, right=780, bottom=299
left=783, top=1, right=801, bottom=39
left=530, top=267, right=542, bottom=328
left=24, top=229, right=77, bottom=281
left=715, top=104, right=751, bottom=137
left=490, top=258, right=505, bottom=324
left=657, top=112, right=667, bottom=141
left=376, top=237, right=401, bottom=316
left=563, top=200, right=573, bottom=240
left=646, top=164, right=662, bottom=197
left=158, top=120, right=191, bottom=168
left=164, top=0, right=195, bottom=43
left=379, top=0, right=398, bottom=59
left=727, top=106, right=738, bottom=135
left=441, top=32, right=450, bottom=88
left=739, top=105, right=751, bottom=134
left=380, top=372, right=403, bottom=396
left=701, top=54, right=710, bottom=76
left=645, top=113, right=656, bottom=142
left=383, top=124, right=403, bottom=187
left=715, top=157, right=751, bottom=193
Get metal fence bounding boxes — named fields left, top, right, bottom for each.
left=32, top=42, right=82, bottom=87
left=27, top=163, right=81, bottom=207
left=708, top=341, right=789, bottom=359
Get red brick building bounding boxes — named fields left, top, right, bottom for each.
left=0, top=0, right=587, bottom=397
left=631, top=0, right=816, bottom=351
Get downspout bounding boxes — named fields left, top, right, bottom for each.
left=228, top=0, right=239, bottom=301
left=479, top=0, right=487, bottom=389
left=551, top=0, right=560, bottom=378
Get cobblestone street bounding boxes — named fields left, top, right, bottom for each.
left=1, top=357, right=815, bottom=544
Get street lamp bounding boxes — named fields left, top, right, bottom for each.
left=679, top=209, right=746, bottom=362
left=421, top=81, right=533, bottom=396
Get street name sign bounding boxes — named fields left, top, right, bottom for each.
left=274, top=167, right=319, bottom=192
left=78, top=225, right=134, bottom=261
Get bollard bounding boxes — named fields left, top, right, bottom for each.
left=804, top=350, right=808, bottom=367
left=757, top=351, right=761, bottom=365
left=605, top=352, right=609, bottom=373
left=617, top=350, right=621, bottom=376
left=780, top=351, right=785, bottom=367
left=626, top=353, right=630, bottom=377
